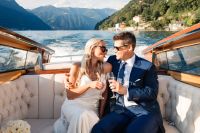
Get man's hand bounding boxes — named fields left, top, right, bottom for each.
left=108, top=79, right=127, bottom=95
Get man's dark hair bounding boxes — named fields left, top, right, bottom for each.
left=113, top=32, right=136, bottom=49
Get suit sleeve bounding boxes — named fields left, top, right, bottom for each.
left=128, top=64, right=158, bottom=102
left=107, top=56, right=114, bottom=64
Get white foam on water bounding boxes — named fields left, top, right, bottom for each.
left=134, top=45, right=148, bottom=57
left=50, top=45, right=148, bottom=63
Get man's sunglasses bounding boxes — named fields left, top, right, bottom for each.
left=97, top=46, right=108, bottom=53
left=113, top=45, right=129, bottom=51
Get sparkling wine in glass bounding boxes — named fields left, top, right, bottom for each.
left=108, top=72, right=116, bottom=98
left=97, top=73, right=105, bottom=99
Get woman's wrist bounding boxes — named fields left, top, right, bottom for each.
left=87, top=83, right=91, bottom=89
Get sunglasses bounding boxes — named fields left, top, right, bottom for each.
left=97, top=46, right=108, bottom=53
left=113, top=45, right=129, bottom=51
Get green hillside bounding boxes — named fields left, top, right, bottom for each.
left=96, top=0, right=200, bottom=30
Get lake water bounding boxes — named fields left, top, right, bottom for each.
left=16, top=30, right=174, bottom=62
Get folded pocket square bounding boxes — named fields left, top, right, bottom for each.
left=129, top=79, right=142, bottom=87
left=135, top=79, right=141, bottom=82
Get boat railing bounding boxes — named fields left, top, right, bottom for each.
left=51, top=54, right=84, bottom=63
left=43, top=54, right=111, bottom=70
left=51, top=54, right=111, bottom=63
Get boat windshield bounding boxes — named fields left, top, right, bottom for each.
left=0, top=45, right=40, bottom=73
left=155, top=44, right=200, bottom=76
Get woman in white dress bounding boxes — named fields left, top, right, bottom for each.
left=54, top=38, right=112, bottom=133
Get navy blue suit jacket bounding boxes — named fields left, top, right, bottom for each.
left=107, top=55, right=164, bottom=132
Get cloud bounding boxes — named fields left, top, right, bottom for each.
left=54, top=0, right=129, bottom=9
left=16, top=0, right=130, bottom=10
left=16, top=0, right=56, bottom=9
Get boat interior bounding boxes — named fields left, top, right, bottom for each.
left=0, top=23, right=200, bottom=133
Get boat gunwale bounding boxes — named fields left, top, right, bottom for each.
left=0, top=27, right=54, bottom=55
left=143, top=23, right=200, bottom=54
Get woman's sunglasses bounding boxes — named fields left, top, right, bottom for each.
left=97, top=46, right=108, bottom=53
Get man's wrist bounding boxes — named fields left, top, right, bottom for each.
left=123, top=86, right=127, bottom=95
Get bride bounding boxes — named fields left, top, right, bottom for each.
left=54, top=38, right=112, bottom=133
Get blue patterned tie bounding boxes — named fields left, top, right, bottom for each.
left=117, top=62, right=127, bottom=85
left=115, top=62, right=127, bottom=112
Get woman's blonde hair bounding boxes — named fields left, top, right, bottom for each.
left=78, top=38, right=104, bottom=82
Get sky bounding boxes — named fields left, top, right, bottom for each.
left=16, top=0, right=131, bottom=10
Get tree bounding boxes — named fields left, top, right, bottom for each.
left=142, top=8, right=152, bottom=21
left=119, top=17, right=126, bottom=22
left=153, top=10, right=160, bottom=20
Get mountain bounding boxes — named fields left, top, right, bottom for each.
left=31, top=6, right=116, bottom=30
left=0, top=0, right=51, bottom=30
left=96, top=0, right=200, bottom=30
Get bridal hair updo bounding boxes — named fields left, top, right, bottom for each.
left=78, top=38, right=104, bottom=81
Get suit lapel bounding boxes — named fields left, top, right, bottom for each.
left=115, top=60, right=121, bottom=77
left=129, top=55, right=141, bottom=82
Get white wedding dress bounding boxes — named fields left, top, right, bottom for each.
left=54, top=74, right=106, bottom=133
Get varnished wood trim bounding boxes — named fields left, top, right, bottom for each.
left=143, top=23, right=200, bottom=54
left=155, top=38, right=200, bottom=54
left=0, top=28, right=54, bottom=54
left=0, top=70, right=26, bottom=84
left=168, top=71, right=200, bottom=88
left=0, top=35, right=31, bottom=50
left=35, top=69, right=70, bottom=74
left=144, top=52, right=153, bottom=62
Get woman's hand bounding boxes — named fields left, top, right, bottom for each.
left=64, top=74, right=75, bottom=90
left=65, top=81, right=75, bottom=90
left=89, top=81, right=105, bottom=90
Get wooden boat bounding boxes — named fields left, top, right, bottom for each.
left=143, top=23, right=200, bottom=133
left=0, top=23, right=200, bottom=133
left=0, top=27, right=68, bottom=133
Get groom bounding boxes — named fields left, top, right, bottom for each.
left=92, top=32, right=165, bottom=133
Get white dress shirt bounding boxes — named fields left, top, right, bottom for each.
left=119, top=54, right=137, bottom=107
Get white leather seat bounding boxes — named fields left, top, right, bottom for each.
left=25, top=119, right=56, bottom=133
left=158, top=75, right=200, bottom=133
left=1, top=74, right=200, bottom=133
left=0, top=74, right=66, bottom=133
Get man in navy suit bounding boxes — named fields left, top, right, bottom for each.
left=92, top=32, right=165, bottom=133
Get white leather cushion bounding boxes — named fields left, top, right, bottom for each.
left=54, top=74, right=66, bottom=119
left=158, top=76, right=170, bottom=118
left=159, top=75, right=200, bottom=133
left=0, top=114, right=2, bottom=124
left=0, top=79, right=31, bottom=124
left=163, top=120, right=179, bottom=133
left=39, top=74, right=54, bottom=118
left=22, top=75, right=39, bottom=119
left=25, top=119, right=56, bottom=133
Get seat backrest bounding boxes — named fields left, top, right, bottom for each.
left=158, top=75, right=200, bottom=133
left=157, top=76, right=170, bottom=118
left=0, top=73, right=66, bottom=125
left=22, top=74, right=66, bottom=119
left=0, top=78, right=31, bottom=125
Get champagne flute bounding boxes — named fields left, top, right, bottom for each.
left=97, top=73, right=105, bottom=99
left=108, top=72, right=116, bottom=98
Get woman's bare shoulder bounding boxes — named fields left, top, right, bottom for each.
left=103, top=62, right=112, bottom=73
left=70, top=62, right=81, bottom=73
left=72, top=62, right=81, bottom=67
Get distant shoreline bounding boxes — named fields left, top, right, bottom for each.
left=106, top=26, right=186, bottom=32
left=11, top=28, right=179, bottom=32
